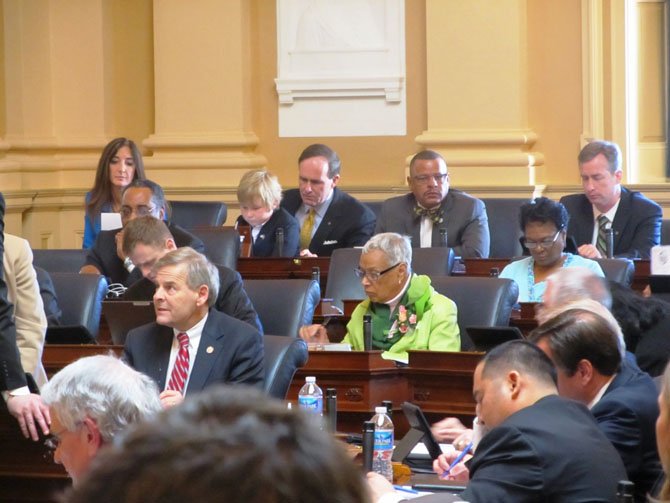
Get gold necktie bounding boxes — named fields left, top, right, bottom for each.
left=300, top=209, right=315, bottom=250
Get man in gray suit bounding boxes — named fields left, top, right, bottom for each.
left=375, top=150, right=489, bottom=258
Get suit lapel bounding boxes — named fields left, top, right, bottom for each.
left=310, top=189, right=341, bottom=249
left=430, top=194, right=451, bottom=246
left=611, top=188, right=632, bottom=249
left=185, top=313, right=225, bottom=393
left=151, top=326, right=174, bottom=390
left=575, top=196, right=595, bottom=245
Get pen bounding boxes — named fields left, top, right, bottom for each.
left=393, top=485, right=420, bottom=495
left=441, top=441, right=474, bottom=478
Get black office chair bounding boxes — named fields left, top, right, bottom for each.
left=365, top=201, right=384, bottom=220
left=32, top=249, right=88, bottom=273
left=430, top=276, right=519, bottom=350
left=169, top=200, right=227, bottom=229
left=325, top=248, right=364, bottom=309
left=412, top=247, right=455, bottom=276
left=662, top=219, right=670, bottom=245
left=480, top=197, right=532, bottom=258
left=188, top=227, right=240, bottom=270
left=46, top=272, right=108, bottom=341
left=263, top=335, right=309, bottom=399
left=594, top=258, right=635, bottom=287
left=244, top=279, right=320, bottom=337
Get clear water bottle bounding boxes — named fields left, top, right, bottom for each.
left=298, top=376, right=323, bottom=422
left=371, top=406, right=394, bottom=481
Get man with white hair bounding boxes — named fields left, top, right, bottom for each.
left=41, top=355, right=162, bottom=485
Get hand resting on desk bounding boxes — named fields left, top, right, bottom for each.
left=299, top=324, right=329, bottom=344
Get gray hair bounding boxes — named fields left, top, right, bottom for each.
left=578, top=140, right=622, bottom=174
left=544, top=267, right=612, bottom=309
left=41, top=355, right=162, bottom=444
left=151, top=247, right=220, bottom=307
left=362, top=233, right=412, bottom=271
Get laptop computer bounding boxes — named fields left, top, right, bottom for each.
left=102, top=301, right=156, bottom=345
left=466, top=326, right=524, bottom=353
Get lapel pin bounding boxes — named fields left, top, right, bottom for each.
left=206, top=346, right=214, bottom=354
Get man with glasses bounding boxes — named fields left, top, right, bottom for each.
left=41, top=354, right=162, bottom=485
left=80, top=179, right=204, bottom=286
left=560, top=140, right=661, bottom=259
left=280, top=143, right=376, bottom=257
left=299, top=232, right=460, bottom=362
left=375, top=150, right=489, bottom=258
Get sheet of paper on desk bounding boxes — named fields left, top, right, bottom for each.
left=101, top=212, right=122, bottom=231
left=410, top=442, right=455, bottom=456
left=307, top=343, right=352, bottom=351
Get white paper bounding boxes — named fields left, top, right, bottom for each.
left=409, top=442, right=455, bottom=456
left=101, top=212, right=122, bottom=231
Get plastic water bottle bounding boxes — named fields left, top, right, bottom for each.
left=371, top=406, right=394, bottom=481
left=298, top=376, right=323, bottom=425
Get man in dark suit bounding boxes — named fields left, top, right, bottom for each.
left=0, top=193, right=50, bottom=442
left=369, top=340, right=627, bottom=502
left=80, top=179, right=204, bottom=285
left=531, top=308, right=661, bottom=502
left=280, top=144, right=376, bottom=257
left=560, top=140, right=661, bottom=259
left=375, top=150, right=489, bottom=258
left=124, top=247, right=263, bottom=408
left=121, top=215, right=262, bottom=332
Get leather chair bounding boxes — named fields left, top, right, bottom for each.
left=594, top=258, right=635, bottom=286
left=169, top=200, right=227, bottom=229
left=662, top=219, right=670, bottom=245
left=412, top=247, right=454, bottom=276
left=47, top=272, right=108, bottom=340
left=365, top=201, right=383, bottom=220
left=481, top=197, right=531, bottom=258
left=430, top=276, right=519, bottom=350
left=244, top=279, right=320, bottom=337
left=263, top=335, right=309, bottom=399
left=188, top=227, right=240, bottom=270
left=32, top=249, right=88, bottom=273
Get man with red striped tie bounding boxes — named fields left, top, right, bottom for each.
left=123, top=247, right=264, bottom=408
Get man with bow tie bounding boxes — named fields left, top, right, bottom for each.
left=375, top=150, right=490, bottom=258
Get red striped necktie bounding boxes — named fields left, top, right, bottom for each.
left=167, top=332, right=190, bottom=393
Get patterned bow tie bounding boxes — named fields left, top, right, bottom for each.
left=414, top=205, right=443, bottom=224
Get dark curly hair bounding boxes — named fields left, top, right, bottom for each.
left=519, top=197, right=569, bottom=232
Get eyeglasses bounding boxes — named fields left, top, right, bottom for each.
left=354, top=262, right=401, bottom=283
left=411, top=174, right=448, bottom=185
left=43, top=426, right=72, bottom=452
left=120, top=205, right=157, bottom=219
left=523, top=230, right=562, bottom=250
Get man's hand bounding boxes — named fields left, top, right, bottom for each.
left=159, top=390, right=184, bottom=409
left=7, top=394, right=50, bottom=441
left=433, top=451, right=471, bottom=481
left=115, top=229, right=126, bottom=261
left=431, top=417, right=468, bottom=442
left=298, top=324, right=329, bottom=344
left=366, top=472, right=395, bottom=502
left=577, top=244, right=602, bottom=259
left=299, top=248, right=318, bottom=258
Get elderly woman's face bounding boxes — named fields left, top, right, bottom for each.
left=523, top=221, right=565, bottom=268
left=358, top=249, right=407, bottom=303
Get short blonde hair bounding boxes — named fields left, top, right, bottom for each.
left=237, top=169, right=282, bottom=209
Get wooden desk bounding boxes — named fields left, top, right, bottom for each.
left=43, top=344, right=122, bottom=378
left=237, top=257, right=330, bottom=293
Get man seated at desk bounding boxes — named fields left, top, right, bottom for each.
left=370, top=341, right=627, bottom=503
left=299, top=232, right=460, bottom=362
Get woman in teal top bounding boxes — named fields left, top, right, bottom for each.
left=299, top=232, right=460, bottom=362
left=500, top=197, right=604, bottom=302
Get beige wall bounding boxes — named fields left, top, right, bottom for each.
left=0, top=0, right=666, bottom=247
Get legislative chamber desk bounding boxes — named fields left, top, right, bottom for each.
left=236, top=257, right=330, bottom=292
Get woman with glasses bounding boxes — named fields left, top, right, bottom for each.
left=499, top=197, right=604, bottom=302
left=83, top=138, right=146, bottom=249
left=299, top=232, right=460, bottom=362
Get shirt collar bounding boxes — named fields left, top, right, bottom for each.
left=591, top=196, right=621, bottom=223
left=386, top=272, right=412, bottom=312
left=588, top=373, right=616, bottom=409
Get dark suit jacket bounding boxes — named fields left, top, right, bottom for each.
left=124, top=264, right=263, bottom=333
left=375, top=191, right=490, bottom=258
left=123, top=308, right=264, bottom=393
left=83, top=222, right=205, bottom=286
left=0, top=194, right=27, bottom=391
left=236, top=208, right=300, bottom=257
left=280, top=188, right=376, bottom=257
left=453, top=395, right=627, bottom=502
left=635, top=314, right=670, bottom=377
left=560, top=188, right=661, bottom=259
left=591, top=363, right=662, bottom=501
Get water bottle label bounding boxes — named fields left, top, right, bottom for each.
left=298, top=396, right=323, bottom=414
left=374, top=430, right=393, bottom=451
